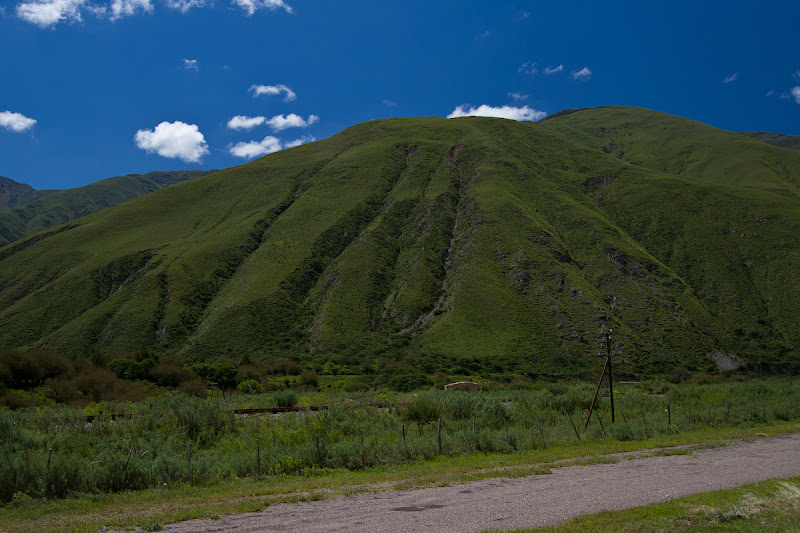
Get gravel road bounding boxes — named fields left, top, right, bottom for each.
left=162, top=433, right=800, bottom=532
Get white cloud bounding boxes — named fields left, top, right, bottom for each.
left=165, top=0, right=206, bottom=12
left=229, top=134, right=313, bottom=159
left=16, top=0, right=86, bottom=28
left=229, top=135, right=282, bottom=158
left=793, top=71, right=800, bottom=80
left=109, top=0, right=152, bottom=19
left=518, top=61, right=537, bottom=74
left=232, top=0, right=292, bottom=16
left=227, top=115, right=265, bottom=130
left=265, top=113, right=318, bottom=132
left=284, top=135, right=315, bottom=149
left=447, top=105, right=546, bottom=121
left=723, top=72, right=739, bottom=84
left=181, top=58, right=198, bottom=70
left=544, top=64, right=563, bottom=75
left=0, top=111, right=37, bottom=132
left=134, top=121, right=208, bottom=162
left=250, top=83, right=296, bottom=102
left=382, top=99, right=397, bottom=107
left=508, top=92, right=528, bottom=102
left=793, top=87, right=800, bottom=105
left=572, top=67, right=592, bottom=80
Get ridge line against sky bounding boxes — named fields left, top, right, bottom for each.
left=1, top=0, right=799, bottom=190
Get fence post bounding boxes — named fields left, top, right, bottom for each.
left=437, top=419, right=442, bottom=455
left=402, top=424, right=406, bottom=443
left=568, top=414, right=581, bottom=440
left=620, top=408, right=630, bottom=430
left=472, top=418, right=475, bottom=435
left=640, top=406, right=646, bottom=426
left=360, top=428, right=364, bottom=448
left=536, top=417, right=545, bottom=443
left=667, top=402, right=671, bottom=425
left=595, top=411, right=606, bottom=437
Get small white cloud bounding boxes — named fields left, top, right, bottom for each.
left=232, top=0, right=292, bottom=16
left=520, top=10, right=530, bottom=18
left=508, top=92, right=528, bottom=102
left=475, top=29, right=490, bottom=39
left=793, top=70, right=800, bottom=80
left=382, top=99, right=397, bottom=107
left=250, top=83, right=296, bottom=102
left=723, top=72, right=739, bottom=84
left=16, top=0, right=86, bottom=28
left=134, top=121, right=208, bottom=163
left=447, top=104, right=546, bottom=121
left=109, top=0, right=152, bottom=19
left=181, top=58, right=198, bottom=71
left=229, top=135, right=282, bottom=158
left=572, top=67, right=592, bottom=80
left=544, top=64, right=563, bottom=75
left=518, top=61, right=537, bottom=74
left=227, top=115, right=265, bottom=130
left=165, top=0, right=206, bottom=13
left=793, top=87, right=800, bottom=105
left=284, top=135, right=315, bottom=149
left=265, top=113, right=318, bottom=132
left=0, top=111, right=37, bottom=132
left=229, top=134, right=313, bottom=159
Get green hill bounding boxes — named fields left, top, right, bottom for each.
left=0, top=176, right=57, bottom=212
left=741, top=131, right=800, bottom=152
left=1, top=109, right=798, bottom=378
left=0, top=170, right=213, bottom=247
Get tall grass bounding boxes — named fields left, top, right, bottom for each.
left=1, top=379, right=798, bottom=503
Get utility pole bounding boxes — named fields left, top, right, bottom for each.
left=585, top=314, right=616, bottom=429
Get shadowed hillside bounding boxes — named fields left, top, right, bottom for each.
left=1, top=110, right=798, bottom=377
left=0, top=170, right=214, bottom=247
left=741, top=131, right=800, bottom=152
left=0, top=177, right=57, bottom=213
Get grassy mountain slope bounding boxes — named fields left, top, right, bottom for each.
left=0, top=177, right=57, bottom=213
left=1, top=111, right=798, bottom=377
left=741, top=131, right=800, bottom=152
left=0, top=170, right=213, bottom=247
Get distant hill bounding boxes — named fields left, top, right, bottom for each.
left=1, top=109, right=798, bottom=378
left=0, top=170, right=214, bottom=247
left=740, top=131, right=800, bottom=151
left=0, top=176, right=57, bottom=212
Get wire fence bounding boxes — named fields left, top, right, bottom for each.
left=2, top=387, right=798, bottom=502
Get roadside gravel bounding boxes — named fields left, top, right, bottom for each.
left=159, top=433, right=800, bottom=532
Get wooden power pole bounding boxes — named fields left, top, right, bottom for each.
left=585, top=319, right=615, bottom=429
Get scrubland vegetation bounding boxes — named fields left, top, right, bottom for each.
left=2, top=350, right=798, bottom=506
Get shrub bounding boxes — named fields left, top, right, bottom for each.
left=299, top=370, right=319, bottom=388
left=402, top=394, right=439, bottom=433
left=236, top=379, right=265, bottom=395
left=273, top=389, right=298, bottom=408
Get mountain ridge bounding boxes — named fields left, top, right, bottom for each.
left=0, top=170, right=214, bottom=247
left=1, top=109, right=798, bottom=378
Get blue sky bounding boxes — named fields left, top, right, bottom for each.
left=1, top=0, right=799, bottom=190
